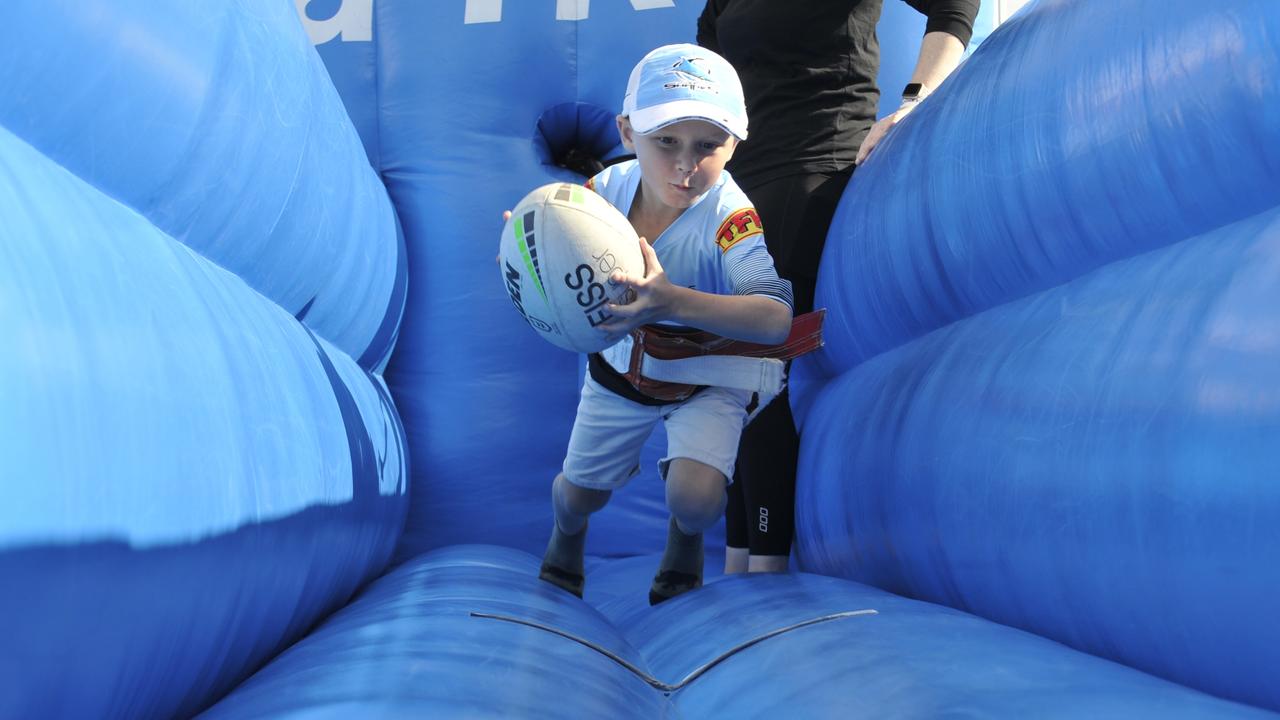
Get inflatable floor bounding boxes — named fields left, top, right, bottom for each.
left=1, top=0, right=1277, bottom=717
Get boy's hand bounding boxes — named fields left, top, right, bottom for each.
left=596, top=238, right=678, bottom=343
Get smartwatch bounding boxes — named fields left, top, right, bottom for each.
left=901, top=82, right=930, bottom=106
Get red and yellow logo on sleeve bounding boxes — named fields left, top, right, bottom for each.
left=584, top=176, right=597, bottom=192
left=715, top=208, right=763, bottom=253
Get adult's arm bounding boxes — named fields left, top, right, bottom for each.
left=855, top=0, right=979, bottom=165
left=908, top=0, right=979, bottom=47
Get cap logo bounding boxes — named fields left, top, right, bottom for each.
left=664, top=56, right=716, bottom=94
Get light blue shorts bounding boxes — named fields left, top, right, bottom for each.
left=561, top=374, right=753, bottom=491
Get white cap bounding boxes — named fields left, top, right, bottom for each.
left=622, top=43, right=748, bottom=141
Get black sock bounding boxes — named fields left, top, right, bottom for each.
left=539, top=521, right=587, bottom=598
left=649, top=516, right=703, bottom=605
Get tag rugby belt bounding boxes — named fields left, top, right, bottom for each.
left=600, top=310, right=826, bottom=402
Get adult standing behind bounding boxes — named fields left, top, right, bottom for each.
left=697, top=0, right=979, bottom=574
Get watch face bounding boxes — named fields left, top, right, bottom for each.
left=902, top=82, right=926, bottom=99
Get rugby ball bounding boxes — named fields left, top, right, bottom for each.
left=499, top=182, right=644, bottom=353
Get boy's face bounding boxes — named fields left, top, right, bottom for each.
left=617, top=116, right=738, bottom=212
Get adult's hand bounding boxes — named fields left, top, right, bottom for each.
left=858, top=30, right=966, bottom=165
left=855, top=103, right=919, bottom=165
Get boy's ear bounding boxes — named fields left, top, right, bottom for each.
left=616, top=115, right=636, bottom=151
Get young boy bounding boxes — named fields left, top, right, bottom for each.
left=539, top=43, right=794, bottom=605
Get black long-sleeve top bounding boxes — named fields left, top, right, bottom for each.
left=697, top=0, right=979, bottom=186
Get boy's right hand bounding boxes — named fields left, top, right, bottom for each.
left=595, top=238, right=680, bottom=342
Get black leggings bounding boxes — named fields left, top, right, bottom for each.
left=725, top=168, right=853, bottom=555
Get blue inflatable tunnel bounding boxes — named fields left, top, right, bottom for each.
left=2, top=0, right=1278, bottom=717
left=0, top=1, right=407, bottom=718
left=792, top=0, right=1280, bottom=710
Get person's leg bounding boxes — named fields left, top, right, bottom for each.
left=725, top=546, right=750, bottom=574
left=721, top=174, right=798, bottom=571
left=667, top=458, right=729, bottom=533
left=724, top=472, right=750, bottom=574
left=737, top=386, right=798, bottom=572
left=650, top=458, right=727, bottom=605
left=539, top=473, right=612, bottom=597
left=748, top=554, right=790, bottom=573
left=654, top=385, right=751, bottom=604
left=541, top=375, right=658, bottom=598
left=732, top=169, right=853, bottom=571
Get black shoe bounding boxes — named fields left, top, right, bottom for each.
left=539, top=561, right=585, bottom=598
left=539, top=522, right=587, bottom=598
left=648, top=569, right=701, bottom=605
left=649, top=517, right=703, bottom=605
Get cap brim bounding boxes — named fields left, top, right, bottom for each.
left=629, top=100, right=748, bottom=141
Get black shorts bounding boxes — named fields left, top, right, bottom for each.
left=725, top=168, right=852, bottom=555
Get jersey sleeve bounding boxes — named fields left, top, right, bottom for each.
left=715, top=207, right=793, bottom=309
left=585, top=167, right=609, bottom=198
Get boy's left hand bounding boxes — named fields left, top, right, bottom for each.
left=496, top=210, right=512, bottom=266
left=596, top=238, right=677, bottom=343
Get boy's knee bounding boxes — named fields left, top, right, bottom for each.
left=665, top=459, right=727, bottom=532
left=554, top=473, right=612, bottom=517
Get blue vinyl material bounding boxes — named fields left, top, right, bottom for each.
left=794, top=0, right=1280, bottom=398
left=301, top=0, right=382, bottom=166
left=782, top=0, right=1280, bottom=710
left=0, top=0, right=405, bottom=370
left=201, top=546, right=667, bottom=719
left=796, top=205, right=1280, bottom=709
left=204, top=546, right=1272, bottom=719
left=0, top=122, right=408, bottom=718
left=366, top=1, right=712, bottom=559
left=6, top=0, right=1277, bottom=717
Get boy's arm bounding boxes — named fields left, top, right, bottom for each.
left=597, top=238, right=792, bottom=345
left=662, top=284, right=793, bottom=345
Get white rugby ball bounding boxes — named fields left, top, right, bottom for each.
left=499, top=182, right=644, bottom=353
